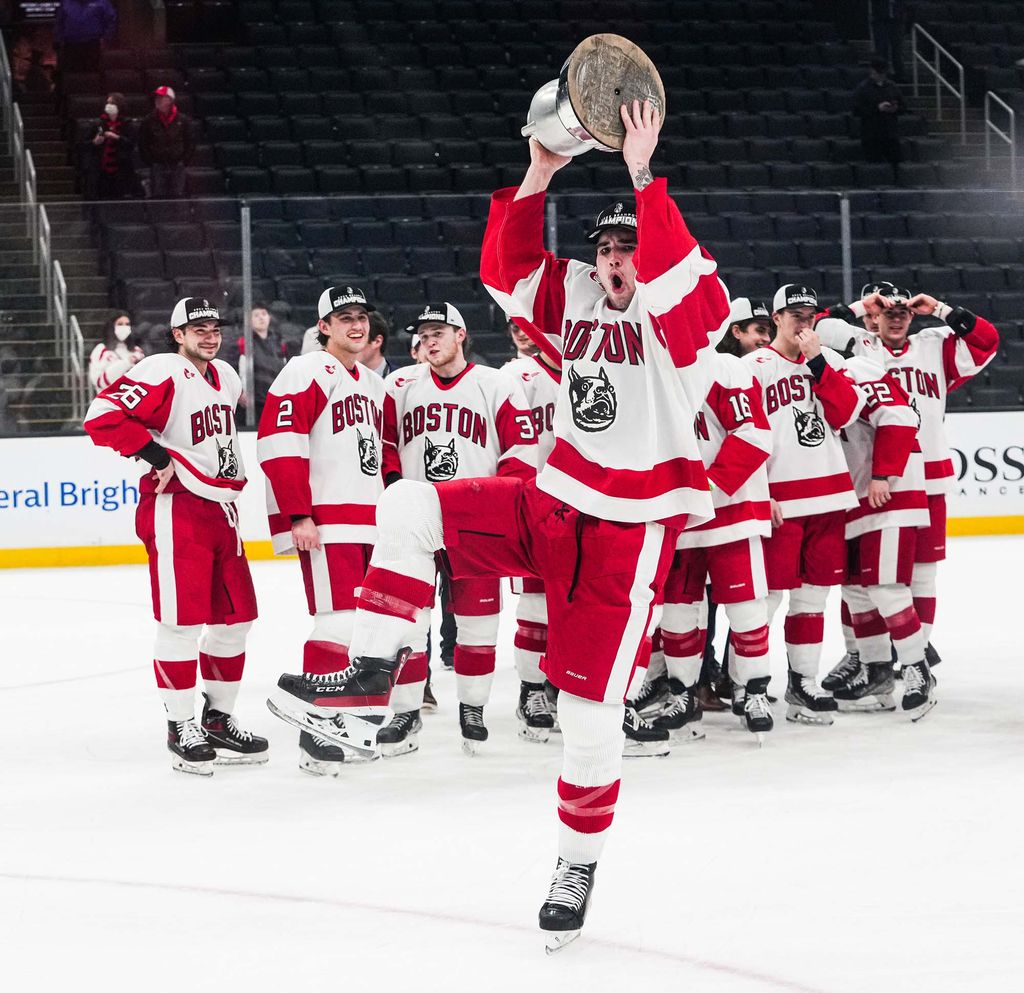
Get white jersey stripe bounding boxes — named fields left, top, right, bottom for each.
left=154, top=493, right=178, bottom=624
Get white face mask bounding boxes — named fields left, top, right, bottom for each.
left=114, top=324, right=132, bottom=342
left=105, top=103, right=118, bottom=117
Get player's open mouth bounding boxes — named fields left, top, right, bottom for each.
left=610, top=274, right=624, bottom=291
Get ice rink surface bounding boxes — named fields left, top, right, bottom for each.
left=2, top=535, right=1021, bottom=992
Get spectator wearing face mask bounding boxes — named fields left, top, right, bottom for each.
left=84, top=92, right=137, bottom=199
left=89, top=311, right=146, bottom=393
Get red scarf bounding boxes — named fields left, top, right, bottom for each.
left=99, top=112, right=122, bottom=174
left=158, top=104, right=178, bottom=127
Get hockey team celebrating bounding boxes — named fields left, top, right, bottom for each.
left=82, top=100, right=999, bottom=951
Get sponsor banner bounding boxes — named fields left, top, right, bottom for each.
left=0, top=433, right=272, bottom=566
left=945, top=411, right=1024, bottom=531
left=0, top=411, right=1021, bottom=566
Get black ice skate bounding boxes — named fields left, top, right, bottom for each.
left=623, top=705, right=671, bottom=757
left=784, top=670, right=838, bottom=726
left=822, top=650, right=861, bottom=692
left=422, top=677, right=438, bottom=713
left=833, top=661, right=896, bottom=712
left=731, top=681, right=746, bottom=716
left=459, top=703, right=488, bottom=756
left=298, top=730, right=347, bottom=777
left=377, top=709, right=423, bottom=757
left=631, top=673, right=674, bottom=722
left=743, top=676, right=774, bottom=744
left=516, top=682, right=555, bottom=743
left=201, top=694, right=269, bottom=765
left=167, top=719, right=216, bottom=776
left=539, top=858, right=597, bottom=954
left=652, top=679, right=705, bottom=743
left=901, top=660, right=937, bottom=721
left=545, top=681, right=561, bottom=733
left=266, top=647, right=411, bottom=755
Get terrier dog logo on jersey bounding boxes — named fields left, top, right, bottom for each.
left=568, top=365, right=617, bottom=432
left=356, top=429, right=379, bottom=476
left=217, top=439, right=239, bottom=478
left=792, top=407, right=825, bottom=447
left=423, top=437, right=458, bottom=482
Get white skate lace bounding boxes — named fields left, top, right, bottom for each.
left=903, top=664, right=926, bottom=694
left=392, top=711, right=418, bottom=730
left=547, top=860, right=590, bottom=911
left=304, top=667, right=352, bottom=685
left=847, top=664, right=868, bottom=690
left=176, top=720, right=207, bottom=749
left=524, top=689, right=548, bottom=717
left=745, top=693, right=771, bottom=719
left=831, top=653, right=860, bottom=682
left=801, top=677, right=831, bottom=701
left=624, top=706, right=655, bottom=733
left=462, top=705, right=485, bottom=728
left=226, top=715, right=253, bottom=741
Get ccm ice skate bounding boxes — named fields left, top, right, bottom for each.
left=901, top=660, right=937, bottom=721
left=267, top=648, right=411, bottom=756
left=539, top=858, right=596, bottom=954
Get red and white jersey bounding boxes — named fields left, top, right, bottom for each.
left=481, top=178, right=729, bottom=529
left=679, top=353, right=772, bottom=549
left=502, top=354, right=560, bottom=468
left=89, top=341, right=145, bottom=393
left=841, top=357, right=928, bottom=539
left=382, top=362, right=536, bottom=484
left=743, top=346, right=864, bottom=518
left=257, top=352, right=385, bottom=554
left=84, top=353, right=245, bottom=502
left=817, top=315, right=998, bottom=494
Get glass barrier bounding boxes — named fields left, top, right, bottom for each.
left=2, top=187, right=1020, bottom=437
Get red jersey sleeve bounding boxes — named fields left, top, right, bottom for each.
left=495, top=382, right=539, bottom=481
left=705, top=381, right=772, bottom=496
left=83, top=369, right=175, bottom=457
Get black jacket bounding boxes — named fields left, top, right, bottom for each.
left=138, top=108, right=194, bottom=166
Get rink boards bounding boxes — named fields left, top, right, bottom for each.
left=1, top=411, right=1022, bottom=567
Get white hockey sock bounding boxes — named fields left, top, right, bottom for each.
left=199, top=621, right=251, bottom=714
left=154, top=622, right=203, bottom=722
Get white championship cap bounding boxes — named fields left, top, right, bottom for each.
left=413, top=301, right=466, bottom=330
left=317, top=285, right=376, bottom=320
left=772, top=284, right=818, bottom=312
left=170, top=297, right=223, bottom=328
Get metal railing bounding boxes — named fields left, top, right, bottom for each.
left=984, top=91, right=1017, bottom=190
left=911, top=23, right=967, bottom=144
left=52, top=260, right=69, bottom=366
left=68, top=315, right=87, bottom=422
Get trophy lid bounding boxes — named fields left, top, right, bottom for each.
left=562, top=34, right=666, bottom=151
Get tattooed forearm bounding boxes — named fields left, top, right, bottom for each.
left=632, top=165, right=654, bottom=190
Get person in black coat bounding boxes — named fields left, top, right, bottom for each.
left=853, top=58, right=903, bottom=167
left=82, top=92, right=138, bottom=199
left=138, top=85, right=194, bottom=198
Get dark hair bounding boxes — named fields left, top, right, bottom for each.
left=869, top=57, right=888, bottom=73
left=106, top=91, right=126, bottom=110
left=102, top=310, right=139, bottom=350
left=368, top=310, right=390, bottom=352
left=716, top=323, right=745, bottom=356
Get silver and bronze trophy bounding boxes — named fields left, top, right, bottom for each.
left=522, top=34, right=666, bottom=157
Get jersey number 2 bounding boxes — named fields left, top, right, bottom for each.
left=276, top=399, right=294, bottom=429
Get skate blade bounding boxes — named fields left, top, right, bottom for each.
left=785, top=704, right=835, bottom=726
left=266, top=696, right=383, bottom=755
left=172, top=757, right=214, bottom=777
left=753, top=731, right=767, bottom=747
left=667, top=724, right=705, bottom=743
left=380, top=735, right=420, bottom=758
left=462, top=737, right=485, bottom=756
left=544, top=929, right=581, bottom=955
left=517, top=724, right=552, bottom=744
left=299, top=756, right=345, bottom=777
left=836, top=694, right=895, bottom=713
left=421, top=702, right=438, bottom=714
left=623, top=741, right=672, bottom=758
left=212, top=751, right=270, bottom=766
left=905, top=697, right=938, bottom=722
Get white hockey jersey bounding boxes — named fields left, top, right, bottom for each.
left=678, top=352, right=772, bottom=549
left=89, top=341, right=145, bottom=393
left=382, top=362, right=537, bottom=484
left=481, top=178, right=729, bottom=529
left=841, top=357, right=928, bottom=539
left=257, top=351, right=385, bottom=554
left=743, top=346, right=865, bottom=519
left=84, top=353, right=245, bottom=503
left=816, top=314, right=999, bottom=495
left=501, top=354, right=560, bottom=468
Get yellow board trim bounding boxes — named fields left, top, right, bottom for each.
left=0, top=541, right=278, bottom=569
left=1, top=520, right=1022, bottom=569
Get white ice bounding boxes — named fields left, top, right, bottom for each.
left=2, top=536, right=1021, bottom=993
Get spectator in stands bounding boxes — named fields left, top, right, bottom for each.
left=88, top=310, right=145, bottom=393
left=505, top=316, right=539, bottom=362
left=356, top=311, right=394, bottom=378
left=82, top=91, right=137, bottom=200
left=235, top=304, right=290, bottom=423
left=53, top=0, right=117, bottom=75
left=872, top=0, right=908, bottom=83
left=853, top=58, right=902, bottom=170
left=138, top=85, right=194, bottom=199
